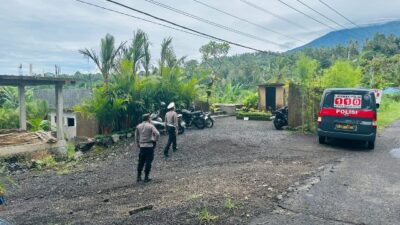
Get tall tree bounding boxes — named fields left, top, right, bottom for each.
left=321, top=60, right=362, bottom=88
left=159, top=37, right=173, bottom=76
left=79, top=34, right=125, bottom=85
left=199, top=41, right=230, bottom=88
left=123, top=29, right=150, bottom=73
left=158, top=37, right=185, bottom=74
left=143, top=41, right=151, bottom=76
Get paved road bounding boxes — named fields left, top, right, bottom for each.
left=251, top=120, right=400, bottom=225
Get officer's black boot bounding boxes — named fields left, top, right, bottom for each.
left=137, top=172, right=142, bottom=182
left=144, top=173, right=152, bottom=183
left=164, top=148, right=169, bottom=158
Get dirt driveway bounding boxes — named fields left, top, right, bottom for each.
left=1, top=117, right=354, bottom=225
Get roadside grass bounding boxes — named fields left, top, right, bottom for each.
left=197, top=206, right=218, bottom=223
left=224, top=198, right=238, bottom=211
left=377, top=94, right=400, bottom=131
left=30, top=151, right=57, bottom=170
left=67, top=143, right=75, bottom=160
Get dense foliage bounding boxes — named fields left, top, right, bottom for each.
left=75, top=32, right=200, bottom=134
left=1, top=32, right=399, bottom=133
left=0, top=87, right=49, bottom=130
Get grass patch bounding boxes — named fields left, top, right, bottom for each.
left=198, top=206, right=218, bottom=223
left=236, top=111, right=272, bottom=121
left=30, top=151, right=57, bottom=170
left=377, top=94, right=400, bottom=131
left=67, top=143, right=75, bottom=160
left=224, top=198, right=238, bottom=210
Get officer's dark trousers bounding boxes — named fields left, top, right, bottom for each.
left=137, top=146, right=155, bottom=178
left=164, top=126, right=177, bottom=155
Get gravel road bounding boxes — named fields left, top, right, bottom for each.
left=1, top=117, right=352, bottom=225
left=251, top=120, right=400, bottom=225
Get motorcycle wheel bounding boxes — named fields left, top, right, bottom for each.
left=178, top=125, right=185, bottom=135
left=193, top=117, right=206, bottom=129
left=205, top=118, right=214, bottom=128
left=273, top=118, right=284, bottom=130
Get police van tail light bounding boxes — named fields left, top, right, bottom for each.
left=372, top=119, right=377, bottom=129
left=317, top=116, right=322, bottom=123
left=372, top=112, right=377, bottom=129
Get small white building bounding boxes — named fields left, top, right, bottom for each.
left=48, top=111, right=77, bottom=140
left=34, top=89, right=97, bottom=140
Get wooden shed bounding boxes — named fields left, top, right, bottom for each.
left=258, top=83, right=286, bottom=111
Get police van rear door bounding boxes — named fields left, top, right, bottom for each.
left=319, top=90, right=376, bottom=134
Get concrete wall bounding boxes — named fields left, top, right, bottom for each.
left=215, top=104, right=238, bottom=116
left=288, top=83, right=303, bottom=128
left=0, top=140, right=66, bottom=157
left=276, top=86, right=285, bottom=109
left=194, top=100, right=210, bottom=112
left=258, top=86, right=266, bottom=111
left=76, top=113, right=98, bottom=138
left=49, top=111, right=76, bottom=140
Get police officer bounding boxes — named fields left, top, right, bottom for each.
left=164, top=102, right=178, bottom=157
left=135, top=113, right=160, bottom=182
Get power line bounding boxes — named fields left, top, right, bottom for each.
left=318, top=0, right=361, bottom=29
left=193, top=0, right=304, bottom=43
left=76, top=0, right=269, bottom=53
left=277, top=0, right=335, bottom=30
left=76, top=0, right=207, bottom=39
left=296, top=0, right=363, bottom=39
left=143, top=0, right=288, bottom=47
left=239, top=0, right=310, bottom=31
left=296, top=0, right=344, bottom=29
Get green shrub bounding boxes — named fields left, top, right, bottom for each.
left=242, top=92, right=259, bottom=108
left=386, top=93, right=400, bottom=102
left=0, top=108, right=19, bottom=129
left=236, top=110, right=272, bottom=121
left=33, top=155, right=57, bottom=170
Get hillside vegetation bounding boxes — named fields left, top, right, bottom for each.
left=1, top=31, right=400, bottom=133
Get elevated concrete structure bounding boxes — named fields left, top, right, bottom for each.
left=0, top=75, right=75, bottom=156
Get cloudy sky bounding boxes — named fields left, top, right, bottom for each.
left=0, top=0, right=399, bottom=75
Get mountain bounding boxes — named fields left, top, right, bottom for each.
left=291, top=20, right=400, bottom=51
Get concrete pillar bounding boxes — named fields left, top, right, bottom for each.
left=55, top=84, right=64, bottom=140
left=18, top=85, right=27, bottom=130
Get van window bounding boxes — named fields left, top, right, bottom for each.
left=322, top=92, right=374, bottom=109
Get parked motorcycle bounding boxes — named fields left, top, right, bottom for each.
left=203, top=112, right=214, bottom=128
left=151, top=111, right=185, bottom=134
left=177, top=109, right=206, bottom=129
left=271, top=106, right=288, bottom=130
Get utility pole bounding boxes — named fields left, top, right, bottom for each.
left=55, top=65, right=61, bottom=76
left=29, top=64, right=33, bottom=76
left=18, top=64, right=23, bottom=75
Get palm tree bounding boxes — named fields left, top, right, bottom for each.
left=79, top=34, right=125, bottom=85
left=143, top=42, right=151, bottom=76
left=0, top=87, right=18, bottom=108
left=159, top=37, right=173, bottom=75
left=121, top=29, right=151, bottom=74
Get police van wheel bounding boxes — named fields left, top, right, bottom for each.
left=318, top=136, right=326, bottom=144
left=367, top=141, right=375, bottom=150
